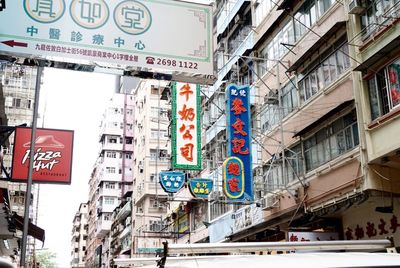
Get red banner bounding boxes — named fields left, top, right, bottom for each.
left=11, top=127, right=74, bottom=184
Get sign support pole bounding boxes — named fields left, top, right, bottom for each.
left=20, top=60, right=44, bottom=267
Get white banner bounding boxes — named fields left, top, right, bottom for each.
left=0, top=0, right=213, bottom=77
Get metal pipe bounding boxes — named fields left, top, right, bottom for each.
left=20, top=61, right=44, bottom=267
left=167, top=239, right=393, bottom=254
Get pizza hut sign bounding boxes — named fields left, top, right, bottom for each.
left=11, top=127, right=74, bottom=184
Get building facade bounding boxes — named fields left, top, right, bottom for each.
left=71, top=203, right=89, bottom=268
left=130, top=79, right=174, bottom=256
left=86, top=91, right=134, bottom=267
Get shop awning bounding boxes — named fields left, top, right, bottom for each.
left=293, top=100, right=354, bottom=138
left=14, top=213, right=45, bottom=242
left=286, top=21, right=347, bottom=73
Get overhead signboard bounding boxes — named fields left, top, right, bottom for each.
left=11, top=127, right=74, bottom=184
left=188, top=178, right=213, bottom=199
left=0, top=0, right=214, bottom=81
left=226, top=84, right=253, bottom=201
left=171, top=82, right=202, bottom=170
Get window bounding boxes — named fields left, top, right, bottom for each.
left=12, top=98, right=21, bottom=108
left=285, top=144, right=303, bottom=183
left=281, top=80, right=299, bottom=117
left=304, top=110, right=359, bottom=171
left=258, top=0, right=335, bottom=74
left=150, top=149, right=169, bottom=161
left=367, top=57, right=400, bottom=120
left=255, top=0, right=274, bottom=27
left=262, top=111, right=358, bottom=190
left=298, top=43, right=351, bottom=103
left=260, top=104, right=279, bottom=132
left=106, top=152, right=117, bottom=158
left=318, top=0, right=332, bottom=15
left=105, top=182, right=115, bottom=189
left=387, top=61, right=400, bottom=107
left=151, top=129, right=168, bottom=139
left=104, top=197, right=114, bottom=205
left=149, top=220, right=166, bottom=232
left=106, top=167, right=116, bottom=174
left=361, top=0, right=398, bottom=37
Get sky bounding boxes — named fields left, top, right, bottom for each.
left=35, top=67, right=116, bottom=267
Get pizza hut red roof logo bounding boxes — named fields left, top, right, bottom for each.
left=23, top=135, right=65, bottom=148
left=11, top=127, right=74, bottom=184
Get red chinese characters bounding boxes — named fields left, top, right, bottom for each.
left=230, top=95, right=249, bottom=156
left=228, top=161, right=240, bottom=176
left=177, top=83, right=196, bottom=162
left=345, top=215, right=400, bottom=240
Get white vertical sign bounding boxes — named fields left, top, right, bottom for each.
left=171, top=82, right=201, bottom=170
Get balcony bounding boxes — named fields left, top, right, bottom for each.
left=95, top=219, right=112, bottom=238
left=116, top=201, right=132, bottom=221
left=119, top=225, right=131, bottom=240
left=215, top=30, right=254, bottom=88
left=217, top=0, right=250, bottom=35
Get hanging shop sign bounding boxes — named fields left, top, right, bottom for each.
left=226, top=84, right=253, bottom=201
left=223, top=157, right=244, bottom=200
left=189, top=178, right=213, bottom=199
left=171, top=82, right=202, bottom=170
left=0, top=0, right=213, bottom=79
left=11, top=127, right=74, bottom=184
left=288, top=232, right=339, bottom=242
left=159, top=171, right=185, bottom=193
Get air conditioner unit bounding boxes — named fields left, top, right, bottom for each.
left=261, top=195, right=279, bottom=210
left=264, top=90, right=278, bottom=104
left=348, top=0, right=366, bottom=15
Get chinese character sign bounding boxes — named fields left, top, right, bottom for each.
left=159, top=171, right=185, bottom=193
left=0, top=0, right=213, bottom=76
left=189, top=178, right=213, bottom=199
left=11, top=127, right=74, bottom=184
left=171, top=82, right=202, bottom=170
left=226, top=84, right=253, bottom=201
left=223, top=157, right=244, bottom=199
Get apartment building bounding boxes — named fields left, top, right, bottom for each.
left=71, top=203, right=88, bottom=268
left=86, top=91, right=134, bottom=267
left=169, top=0, right=400, bottom=246
left=131, top=79, right=174, bottom=256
